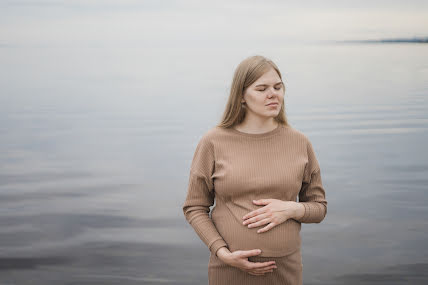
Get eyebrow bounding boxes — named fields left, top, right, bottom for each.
left=255, top=81, right=283, bottom=87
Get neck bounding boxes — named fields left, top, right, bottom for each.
left=236, top=115, right=278, bottom=133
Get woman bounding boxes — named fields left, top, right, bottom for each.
left=182, top=55, right=327, bottom=284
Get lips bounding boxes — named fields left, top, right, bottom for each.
left=266, top=103, right=279, bottom=106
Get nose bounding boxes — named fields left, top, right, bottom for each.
left=267, top=87, right=279, bottom=98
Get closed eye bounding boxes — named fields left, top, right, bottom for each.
left=258, top=87, right=282, bottom=91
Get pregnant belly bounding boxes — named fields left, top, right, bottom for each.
left=211, top=203, right=302, bottom=257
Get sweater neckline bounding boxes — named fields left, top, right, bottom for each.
left=229, top=122, right=283, bottom=138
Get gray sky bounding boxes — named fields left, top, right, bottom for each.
left=1, top=0, right=427, bottom=48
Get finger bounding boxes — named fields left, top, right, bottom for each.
left=251, top=263, right=277, bottom=272
left=242, top=209, right=261, bottom=220
left=247, top=269, right=270, bottom=275
left=253, top=265, right=277, bottom=273
left=251, top=269, right=272, bottom=275
left=248, top=271, right=265, bottom=276
left=239, top=249, right=262, bottom=258
left=243, top=213, right=269, bottom=226
left=247, top=218, right=271, bottom=228
left=250, top=266, right=276, bottom=275
left=253, top=199, right=272, bottom=205
left=247, top=261, right=276, bottom=269
left=257, top=222, right=276, bottom=233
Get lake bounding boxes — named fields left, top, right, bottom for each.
left=1, top=42, right=427, bottom=284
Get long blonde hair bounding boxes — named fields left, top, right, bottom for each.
left=217, top=55, right=289, bottom=128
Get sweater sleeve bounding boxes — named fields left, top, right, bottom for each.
left=182, top=135, right=228, bottom=256
left=294, top=138, right=328, bottom=224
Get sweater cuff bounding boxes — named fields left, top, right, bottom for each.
left=301, top=202, right=311, bottom=221
left=210, top=239, right=228, bottom=257
left=297, top=201, right=326, bottom=223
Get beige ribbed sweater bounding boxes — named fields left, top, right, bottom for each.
left=182, top=123, right=327, bottom=257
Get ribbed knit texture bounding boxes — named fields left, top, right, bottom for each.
left=182, top=123, right=327, bottom=258
left=208, top=246, right=302, bottom=284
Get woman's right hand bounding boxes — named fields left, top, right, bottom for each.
left=216, top=247, right=277, bottom=276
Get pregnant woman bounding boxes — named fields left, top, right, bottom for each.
left=182, top=55, right=327, bottom=284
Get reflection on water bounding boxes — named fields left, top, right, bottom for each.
left=1, top=42, right=427, bottom=284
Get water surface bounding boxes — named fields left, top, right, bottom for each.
left=1, top=42, right=427, bottom=284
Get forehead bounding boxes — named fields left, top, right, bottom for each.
left=253, top=68, right=281, bottom=85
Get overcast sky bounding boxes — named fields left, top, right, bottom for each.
left=1, top=0, right=427, bottom=48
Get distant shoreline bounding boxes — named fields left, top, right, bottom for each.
left=336, top=37, right=428, bottom=44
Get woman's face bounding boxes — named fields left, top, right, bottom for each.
left=242, top=67, right=284, bottom=120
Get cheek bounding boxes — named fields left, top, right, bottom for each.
left=246, top=94, right=263, bottom=105
left=254, top=100, right=267, bottom=110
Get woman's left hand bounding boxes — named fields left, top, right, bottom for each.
left=242, top=199, right=298, bottom=233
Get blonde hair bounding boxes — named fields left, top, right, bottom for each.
left=217, top=55, right=289, bottom=128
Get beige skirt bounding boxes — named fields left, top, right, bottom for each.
left=208, top=247, right=303, bottom=285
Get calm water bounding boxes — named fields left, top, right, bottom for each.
left=1, top=43, right=428, bottom=284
